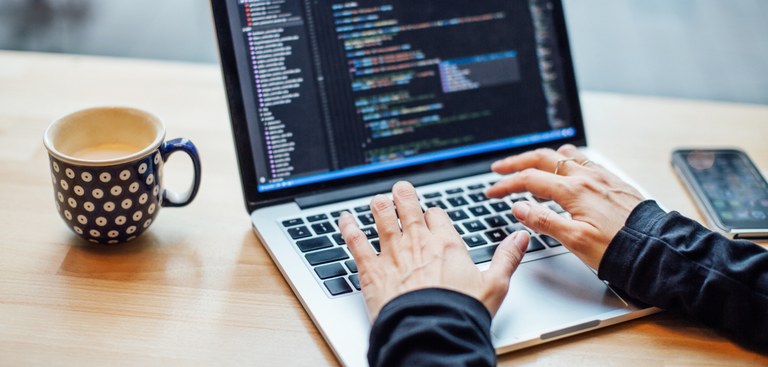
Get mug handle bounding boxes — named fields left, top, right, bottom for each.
left=159, top=138, right=201, bottom=208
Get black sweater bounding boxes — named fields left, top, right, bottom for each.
left=367, top=201, right=768, bottom=366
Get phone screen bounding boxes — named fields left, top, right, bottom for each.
left=681, top=150, right=768, bottom=229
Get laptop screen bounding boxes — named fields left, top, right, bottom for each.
left=217, top=0, right=581, bottom=196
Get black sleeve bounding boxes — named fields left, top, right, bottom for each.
left=368, top=288, right=495, bottom=367
left=598, top=200, right=768, bottom=346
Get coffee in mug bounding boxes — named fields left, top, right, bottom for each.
left=43, top=107, right=201, bottom=244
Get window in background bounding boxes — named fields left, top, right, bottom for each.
left=564, top=0, right=768, bottom=105
left=0, top=0, right=217, bottom=63
left=0, top=0, right=766, bottom=105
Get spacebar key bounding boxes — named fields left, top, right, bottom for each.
left=469, top=245, right=498, bottom=264
left=306, top=248, right=349, bottom=266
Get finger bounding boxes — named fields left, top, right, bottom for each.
left=339, top=212, right=377, bottom=267
left=486, top=168, right=569, bottom=201
left=391, top=181, right=426, bottom=233
left=556, top=144, right=609, bottom=173
left=556, top=144, right=589, bottom=163
left=424, top=207, right=455, bottom=236
left=490, top=148, right=567, bottom=175
left=422, top=207, right=461, bottom=261
left=485, top=230, right=529, bottom=291
left=511, top=201, right=587, bottom=245
left=370, top=194, right=400, bottom=247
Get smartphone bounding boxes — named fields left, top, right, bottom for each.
left=671, top=148, right=768, bottom=239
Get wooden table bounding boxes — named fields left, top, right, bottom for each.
left=0, top=51, right=766, bottom=366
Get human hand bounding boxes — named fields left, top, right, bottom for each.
left=340, top=181, right=529, bottom=321
left=485, top=145, right=645, bottom=270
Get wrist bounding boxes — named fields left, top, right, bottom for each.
left=374, top=288, right=492, bottom=325
left=598, top=200, right=666, bottom=276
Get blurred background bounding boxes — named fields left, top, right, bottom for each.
left=1, top=0, right=766, bottom=105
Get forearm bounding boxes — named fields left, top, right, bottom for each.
left=599, top=200, right=768, bottom=345
left=368, top=288, right=495, bottom=367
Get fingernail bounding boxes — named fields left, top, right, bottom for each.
left=512, top=231, right=530, bottom=253
left=371, top=195, right=390, bottom=209
left=394, top=180, right=411, bottom=190
left=513, top=231, right=528, bottom=246
left=491, top=160, right=501, bottom=170
left=513, top=202, right=530, bottom=221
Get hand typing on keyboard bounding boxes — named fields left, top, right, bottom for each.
left=339, top=181, right=530, bottom=321
left=485, top=144, right=645, bottom=271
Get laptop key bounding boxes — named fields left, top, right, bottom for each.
left=330, top=210, right=348, bottom=218
left=296, top=236, right=333, bottom=252
left=282, top=218, right=304, bottom=227
left=468, top=205, right=490, bottom=217
left=485, top=229, right=506, bottom=243
left=315, top=263, right=347, bottom=279
left=484, top=215, right=507, bottom=228
left=453, top=224, right=465, bottom=235
left=287, top=226, right=312, bottom=239
left=469, top=245, right=498, bottom=264
left=446, top=188, right=464, bottom=195
left=349, top=274, right=361, bottom=290
left=371, top=240, right=381, bottom=253
left=306, top=214, right=328, bottom=222
left=468, top=193, right=488, bottom=203
left=332, top=233, right=345, bottom=245
left=361, top=227, right=378, bottom=239
left=467, top=183, right=485, bottom=190
left=311, top=222, right=335, bottom=235
left=540, top=235, right=562, bottom=247
left=447, top=209, right=469, bottom=221
left=447, top=196, right=469, bottom=207
left=423, top=192, right=442, bottom=199
left=510, top=197, right=529, bottom=204
left=463, top=220, right=487, bottom=233
left=490, top=201, right=511, bottom=212
left=463, top=234, right=487, bottom=247
left=344, top=259, right=358, bottom=273
left=527, top=237, right=546, bottom=253
left=425, top=200, right=447, bottom=210
left=505, top=213, right=520, bottom=224
left=324, top=277, right=352, bottom=296
left=505, top=224, right=526, bottom=235
left=354, top=205, right=371, bottom=213
left=358, top=212, right=375, bottom=225
left=306, top=247, right=349, bottom=266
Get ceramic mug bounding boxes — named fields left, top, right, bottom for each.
left=43, top=107, right=201, bottom=244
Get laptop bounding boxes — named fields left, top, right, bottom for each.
left=210, top=1, right=658, bottom=365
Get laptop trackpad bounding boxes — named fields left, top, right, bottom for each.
left=491, top=252, right=628, bottom=341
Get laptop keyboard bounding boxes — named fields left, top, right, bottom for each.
left=279, top=179, right=568, bottom=297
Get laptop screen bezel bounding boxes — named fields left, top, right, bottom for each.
left=210, top=0, right=586, bottom=212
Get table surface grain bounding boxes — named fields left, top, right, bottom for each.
left=0, top=51, right=766, bottom=366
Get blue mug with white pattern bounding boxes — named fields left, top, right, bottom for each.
left=43, top=107, right=201, bottom=244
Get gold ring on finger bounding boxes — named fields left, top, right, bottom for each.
left=580, top=159, right=593, bottom=167
left=553, top=158, right=576, bottom=175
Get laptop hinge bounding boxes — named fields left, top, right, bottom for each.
left=294, top=160, right=494, bottom=209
